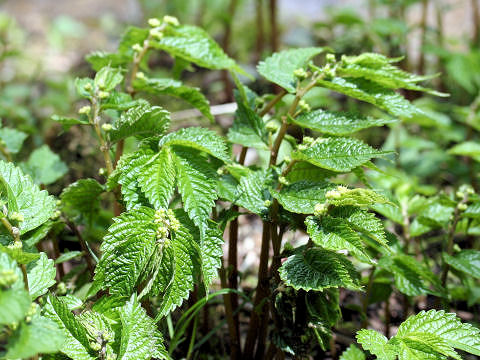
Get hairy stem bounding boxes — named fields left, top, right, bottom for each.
left=65, top=218, right=96, bottom=277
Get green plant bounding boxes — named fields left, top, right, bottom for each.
left=2, top=12, right=480, bottom=360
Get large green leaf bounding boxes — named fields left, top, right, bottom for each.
left=117, top=294, right=168, bottom=360
left=448, top=141, right=480, bottom=162
left=292, top=109, right=396, bottom=135
left=378, top=254, right=444, bottom=297
left=0, top=288, right=30, bottom=326
left=60, top=178, right=104, bottom=223
left=0, top=160, right=56, bottom=234
left=338, top=53, right=447, bottom=96
left=356, top=329, right=396, bottom=360
left=306, top=215, right=370, bottom=261
left=159, top=127, right=230, bottom=162
left=133, top=77, right=213, bottom=122
left=109, top=101, right=170, bottom=142
left=292, top=137, right=391, bottom=172
left=27, top=252, right=56, bottom=299
left=137, top=146, right=176, bottom=210
left=227, top=96, right=268, bottom=150
left=339, top=344, right=366, bottom=360
left=45, top=295, right=94, bottom=360
left=273, top=180, right=336, bottom=214
left=257, top=47, right=325, bottom=92
left=395, top=310, right=480, bottom=357
left=173, top=147, right=217, bottom=228
left=94, top=66, right=123, bottom=92
left=443, top=250, right=480, bottom=278
left=316, top=77, right=423, bottom=118
left=0, top=126, right=27, bottom=154
left=151, top=24, right=243, bottom=73
left=5, top=313, right=65, bottom=359
left=21, top=145, right=68, bottom=185
left=235, top=169, right=274, bottom=218
left=279, top=247, right=361, bottom=291
left=93, top=207, right=158, bottom=296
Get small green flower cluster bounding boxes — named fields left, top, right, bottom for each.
left=154, top=208, right=180, bottom=243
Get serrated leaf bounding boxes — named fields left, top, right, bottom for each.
left=94, top=66, right=123, bottom=91
left=21, top=145, right=68, bottom=185
left=340, top=344, right=366, bottom=360
left=86, top=51, right=130, bottom=71
left=27, top=252, right=56, bottom=299
left=227, top=94, right=268, bottom=150
left=51, top=114, right=89, bottom=126
left=235, top=169, right=274, bottom=218
left=357, top=329, right=397, bottom=360
left=293, top=109, right=396, bottom=135
left=45, top=295, right=94, bottom=360
left=118, top=294, right=168, bottom=360
left=0, top=126, right=27, bottom=154
left=338, top=53, right=447, bottom=96
left=156, top=215, right=196, bottom=317
left=114, top=148, right=155, bottom=210
left=285, top=161, right=337, bottom=183
left=378, top=254, right=444, bottom=297
left=396, top=310, right=480, bottom=357
left=137, top=146, right=176, bottom=210
left=443, top=250, right=480, bottom=278
left=279, top=247, right=361, bottom=291
left=5, top=313, right=65, bottom=359
left=173, top=147, right=217, bottom=228
left=0, top=288, right=30, bottom=325
left=292, top=137, right=391, bottom=172
left=109, top=101, right=170, bottom=142
left=55, top=251, right=82, bottom=264
left=134, top=77, right=213, bottom=122
left=60, top=178, right=104, bottom=223
left=94, top=207, right=158, bottom=296
left=316, top=77, right=423, bottom=118
left=448, top=141, right=480, bottom=162
left=0, top=244, right=40, bottom=264
left=151, top=24, right=243, bottom=73
left=330, top=206, right=387, bottom=246
left=396, top=332, right=460, bottom=360
left=274, top=181, right=336, bottom=214
left=306, top=215, right=370, bottom=261
left=327, top=188, right=390, bottom=207
left=159, top=127, right=230, bottom=162
left=257, top=47, right=325, bottom=92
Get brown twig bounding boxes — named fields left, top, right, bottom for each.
left=65, top=218, right=95, bottom=277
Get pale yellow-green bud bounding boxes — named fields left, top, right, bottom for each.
left=101, top=123, right=113, bottom=132
left=297, top=144, right=308, bottom=151
left=298, top=99, right=311, bottom=112
left=149, top=28, right=164, bottom=40
left=98, top=91, right=110, bottom=99
left=325, top=189, right=341, bottom=199
left=279, top=176, right=289, bottom=186
left=132, top=43, right=143, bottom=53
left=98, top=168, right=106, bottom=176
left=266, top=121, right=279, bottom=133
left=136, top=71, right=146, bottom=80
left=456, top=191, right=465, bottom=199
left=9, top=212, right=24, bottom=222
left=57, top=282, right=67, bottom=295
left=84, top=83, right=92, bottom=91
left=216, top=167, right=225, bottom=176
left=90, top=342, right=102, bottom=351
left=78, top=105, right=91, bottom=115
left=0, top=269, right=18, bottom=287
left=293, top=68, right=308, bottom=80
left=263, top=200, right=272, bottom=207
left=148, top=18, right=161, bottom=27
left=163, top=15, right=180, bottom=26
left=8, top=240, right=22, bottom=250
left=303, top=137, right=314, bottom=145
left=457, top=203, right=468, bottom=211
left=314, top=203, right=327, bottom=217
left=51, top=210, right=61, bottom=220
left=326, top=53, right=336, bottom=64
left=337, top=185, right=349, bottom=194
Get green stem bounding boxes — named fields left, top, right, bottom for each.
left=1, top=217, right=28, bottom=291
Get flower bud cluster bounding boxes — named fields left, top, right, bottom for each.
left=78, top=105, right=91, bottom=115
left=313, top=203, right=327, bottom=217
left=293, top=68, right=308, bottom=80
left=325, top=185, right=349, bottom=200
left=9, top=212, right=24, bottom=222
left=0, top=269, right=18, bottom=287
left=25, top=303, right=38, bottom=323
left=154, top=208, right=180, bottom=243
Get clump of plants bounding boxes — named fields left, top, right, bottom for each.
left=2, top=14, right=480, bottom=360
